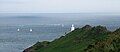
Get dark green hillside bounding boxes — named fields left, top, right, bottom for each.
left=23, top=25, right=120, bottom=52
left=84, top=28, right=120, bottom=52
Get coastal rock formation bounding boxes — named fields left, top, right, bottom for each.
left=23, top=25, right=120, bottom=52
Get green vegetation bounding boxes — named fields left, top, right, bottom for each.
left=23, top=25, right=120, bottom=52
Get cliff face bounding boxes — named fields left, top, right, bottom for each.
left=23, top=25, right=120, bottom=52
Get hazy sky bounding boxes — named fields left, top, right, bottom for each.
left=0, top=0, right=120, bottom=13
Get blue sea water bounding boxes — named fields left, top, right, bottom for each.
left=0, top=13, right=120, bottom=52
left=0, top=25, right=69, bottom=52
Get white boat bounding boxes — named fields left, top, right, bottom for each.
left=30, top=29, right=32, bottom=32
left=17, top=28, right=20, bottom=31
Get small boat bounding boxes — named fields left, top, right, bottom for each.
left=17, top=28, right=20, bottom=31
left=30, top=29, right=32, bottom=32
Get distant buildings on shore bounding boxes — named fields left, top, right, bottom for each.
left=17, top=28, right=33, bottom=32
left=71, top=24, right=75, bottom=31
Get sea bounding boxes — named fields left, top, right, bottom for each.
left=0, top=13, right=120, bottom=52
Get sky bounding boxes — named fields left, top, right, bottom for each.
left=0, top=0, right=120, bottom=13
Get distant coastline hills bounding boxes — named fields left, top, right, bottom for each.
left=23, top=25, right=120, bottom=52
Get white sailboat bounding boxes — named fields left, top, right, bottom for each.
left=17, top=28, right=20, bottom=32
left=30, top=29, right=32, bottom=32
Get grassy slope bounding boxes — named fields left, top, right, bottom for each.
left=23, top=25, right=120, bottom=52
